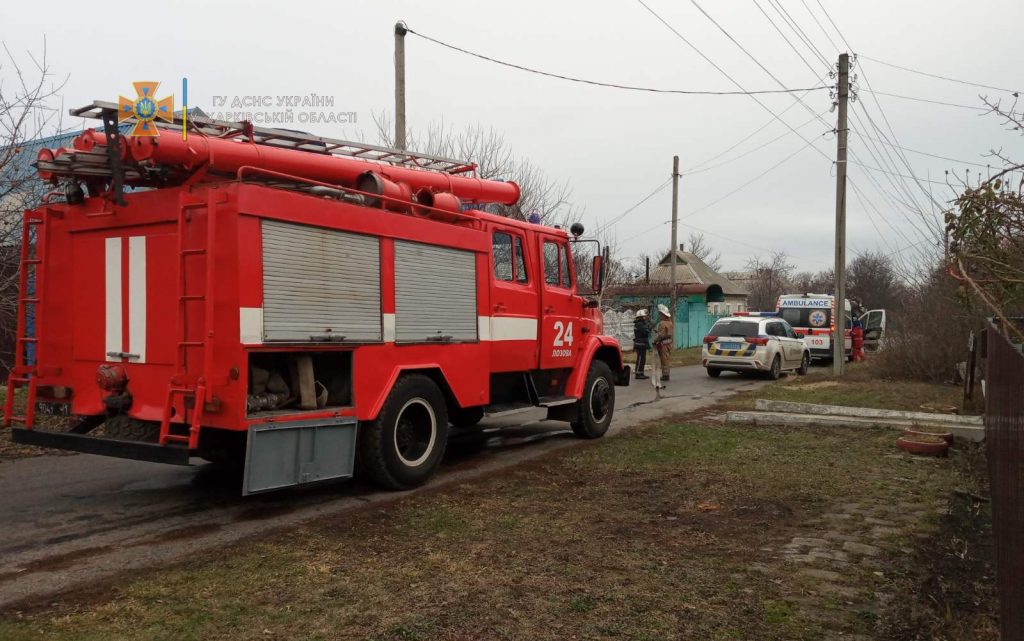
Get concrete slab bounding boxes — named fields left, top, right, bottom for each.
left=753, top=399, right=983, bottom=426
left=727, top=410, right=985, bottom=442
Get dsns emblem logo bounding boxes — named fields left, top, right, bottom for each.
left=118, top=82, right=173, bottom=137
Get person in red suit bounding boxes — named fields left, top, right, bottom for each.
left=851, top=318, right=865, bottom=362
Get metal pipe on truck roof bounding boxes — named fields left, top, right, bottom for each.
left=73, top=129, right=521, bottom=206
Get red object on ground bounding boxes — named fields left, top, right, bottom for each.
left=897, top=436, right=949, bottom=457
left=902, top=428, right=954, bottom=444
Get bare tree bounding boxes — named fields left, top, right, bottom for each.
left=0, top=39, right=67, bottom=374
left=790, top=269, right=832, bottom=295
left=946, top=96, right=1024, bottom=341
left=847, top=251, right=906, bottom=313
left=369, top=110, right=578, bottom=224
left=744, top=251, right=795, bottom=311
left=685, top=231, right=722, bottom=271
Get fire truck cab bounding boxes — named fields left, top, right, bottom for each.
left=5, top=103, right=629, bottom=494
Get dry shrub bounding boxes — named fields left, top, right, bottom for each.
left=874, top=268, right=986, bottom=382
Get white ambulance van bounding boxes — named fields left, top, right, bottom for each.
left=776, top=294, right=887, bottom=361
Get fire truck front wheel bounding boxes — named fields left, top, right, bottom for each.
left=571, top=360, right=615, bottom=439
left=358, top=374, right=449, bottom=490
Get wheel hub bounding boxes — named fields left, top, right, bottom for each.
left=393, top=398, right=437, bottom=467
left=590, top=379, right=611, bottom=422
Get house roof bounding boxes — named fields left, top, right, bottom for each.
left=649, top=249, right=749, bottom=297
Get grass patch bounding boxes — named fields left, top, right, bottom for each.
left=0, top=415, right=986, bottom=640
left=723, top=361, right=966, bottom=414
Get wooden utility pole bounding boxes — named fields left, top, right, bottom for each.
left=832, top=53, right=849, bottom=375
left=670, top=155, right=680, bottom=326
left=394, top=21, right=408, bottom=150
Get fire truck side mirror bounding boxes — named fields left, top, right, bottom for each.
left=592, top=255, right=604, bottom=294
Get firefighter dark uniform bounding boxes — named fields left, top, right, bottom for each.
left=633, top=310, right=651, bottom=379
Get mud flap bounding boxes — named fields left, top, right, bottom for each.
left=615, top=364, right=632, bottom=386
left=243, top=417, right=357, bottom=495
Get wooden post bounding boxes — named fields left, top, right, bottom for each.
left=832, top=53, right=849, bottom=375
left=670, top=155, right=679, bottom=339
left=394, top=21, right=408, bottom=150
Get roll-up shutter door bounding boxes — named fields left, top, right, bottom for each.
left=394, top=241, right=477, bottom=342
left=262, top=220, right=381, bottom=342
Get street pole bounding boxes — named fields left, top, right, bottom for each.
left=394, top=21, right=407, bottom=150
left=832, top=53, right=849, bottom=376
left=670, top=155, right=680, bottom=330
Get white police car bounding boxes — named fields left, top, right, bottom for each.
left=702, top=313, right=811, bottom=379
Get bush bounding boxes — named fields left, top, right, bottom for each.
left=873, top=268, right=986, bottom=383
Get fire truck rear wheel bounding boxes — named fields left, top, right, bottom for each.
left=358, top=374, right=449, bottom=490
left=571, top=360, right=615, bottom=439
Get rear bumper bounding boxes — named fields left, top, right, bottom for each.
left=11, top=428, right=191, bottom=465
left=703, top=357, right=765, bottom=371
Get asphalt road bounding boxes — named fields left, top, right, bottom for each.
left=0, top=365, right=772, bottom=609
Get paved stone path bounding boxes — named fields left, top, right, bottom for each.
left=753, top=484, right=949, bottom=638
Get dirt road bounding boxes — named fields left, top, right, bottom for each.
left=0, top=366, right=768, bottom=609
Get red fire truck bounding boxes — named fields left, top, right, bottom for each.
left=6, top=102, right=629, bottom=494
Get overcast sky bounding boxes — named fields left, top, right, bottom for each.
left=6, top=0, right=1023, bottom=274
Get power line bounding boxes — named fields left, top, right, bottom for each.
left=635, top=0, right=834, bottom=163
left=799, top=0, right=840, bottom=54
left=860, top=89, right=989, bottom=112
left=753, top=0, right=828, bottom=79
left=811, top=3, right=949, bottom=236
left=766, top=0, right=831, bottom=69
left=682, top=112, right=824, bottom=176
left=755, top=0, right=943, bottom=248
left=683, top=126, right=830, bottom=220
left=849, top=130, right=994, bottom=168
left=680, top=98, right=809, bottom=173
left=620, top=219, right=670, bottom=244
left=403, top=27, right=829, bottom=96
left=858, top=54, right=1022, bottom=95
left=850, top=159, right=953, bottom=186
left=596, top=177, right=673, bottom=234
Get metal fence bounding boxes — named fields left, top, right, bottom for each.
left=602, top=308, right=636, bottom=352
left=985, top=324, right=1024, bottom=641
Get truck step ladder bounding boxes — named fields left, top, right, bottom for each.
left=157, top=200, right=209, bottom=449
left=4, top=213, right=45, bottom=428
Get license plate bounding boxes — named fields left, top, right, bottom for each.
left=720, top=342, right=741, bottom=350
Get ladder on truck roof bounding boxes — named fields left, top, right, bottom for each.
left=69, top=101, right=479, bottom=175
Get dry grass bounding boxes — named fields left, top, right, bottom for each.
left=722, top=360, right=969, bottom=414
left=0, top=406, right=993, bottom=640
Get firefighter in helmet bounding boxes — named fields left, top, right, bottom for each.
left=653, top=304, right=674, bottom=382
left=633, top=309, right=651, bottom=379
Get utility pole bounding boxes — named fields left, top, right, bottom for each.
left=832, top=53, right=849, bottom=376
left=394, top=21, right=408, bottom=150
left=670, top=155, right=680, bottom=327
